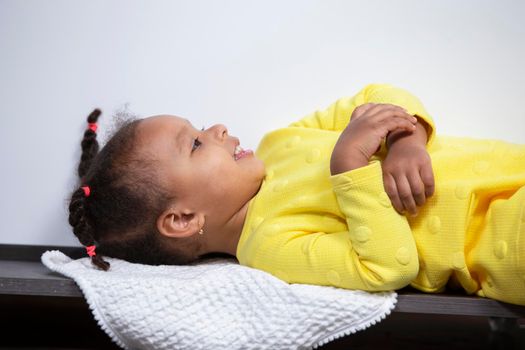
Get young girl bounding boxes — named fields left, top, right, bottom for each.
left=68, top=83, right=525, bottom=306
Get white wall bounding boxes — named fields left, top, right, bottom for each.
left=1, top=0, right=524, bottom=246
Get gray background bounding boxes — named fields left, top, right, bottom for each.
left=1, top=0, right=524, bottom=246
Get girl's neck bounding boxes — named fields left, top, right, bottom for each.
left=202, top=199, right=251, bottom=257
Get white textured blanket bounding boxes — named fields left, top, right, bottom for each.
left=42, top=250, right=397, bottom=350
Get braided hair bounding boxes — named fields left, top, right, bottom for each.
left=68, top=109, right=110, bottom=270
left=68, top=109, right=201, bottom=270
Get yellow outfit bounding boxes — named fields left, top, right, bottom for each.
left=236, top=83, right=525, bottom=306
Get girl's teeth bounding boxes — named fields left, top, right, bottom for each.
left=234, top=144, right=254, bottom=160
left=234, top=145, right=244, bottom=159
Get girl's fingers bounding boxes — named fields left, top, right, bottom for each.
left=383, top=172, right=404, bottom=214
left=420, top=161, right=435, bottom=198
left=365, top=103, right=404, bottom=117
left=368, top=104, right=415, bottom=122
left=407, top=170, right=426, bottom=207
left=384, top=116, right=416, bottom=135
left=370, top=108, right=417, bottom=130
left=394, top=174, right=418, bottom=216
left=352, top=103, right=377, bottom=119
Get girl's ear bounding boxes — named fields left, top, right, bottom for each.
left=156, top=207, right=203, bottom=239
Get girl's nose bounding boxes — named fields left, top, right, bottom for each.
left=210, top=124, right=228, bottom=141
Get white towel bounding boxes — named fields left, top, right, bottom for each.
left=42, top=250, right=397, bottom=350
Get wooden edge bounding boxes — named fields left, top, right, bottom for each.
left=0, top=244, right=84, bottom=261
left=2, top=273, right=524, bottom=318
left=1, top=244, right=525, bottom=318
left=394, top=292, right=525, bottom=318
left=0, top=277, right=83, bottom=298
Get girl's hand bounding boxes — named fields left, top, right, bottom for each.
left=382, top=142, right=435, bottom=216
left=330, top=103, right=417, bottom=175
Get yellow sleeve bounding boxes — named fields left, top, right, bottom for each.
left=289, top=83, right=436, bottom=147
left=251, top=162, right=419, bottom=291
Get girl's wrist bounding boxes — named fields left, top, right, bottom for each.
left=386, top=116, right=428, bottom=149
left=330, top=150, right=369, bottom=175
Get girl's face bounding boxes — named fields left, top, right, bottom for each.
left=136, top=115, right=265, bottom=221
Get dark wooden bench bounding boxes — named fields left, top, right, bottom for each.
left=1, top=244, right=524, bottom=348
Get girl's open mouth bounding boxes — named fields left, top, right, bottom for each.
left=234, top=145, right=253, bottom=161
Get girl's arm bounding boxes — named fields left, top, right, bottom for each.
left=248, top=161, right=420, bottom=292
left=289, top=83, right=436, bottom=149
left=292, top=83, right=436, bottom=216
left=330, top=103, right=417, bottom=174
left=244, top=102, right=421, bottom=291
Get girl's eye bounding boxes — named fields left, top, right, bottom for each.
left=192, top=137, right=202, bottom=152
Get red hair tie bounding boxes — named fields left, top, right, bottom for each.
left=88, top=123, right=98, bottom=132
left=81, top=186, right=91, bottom=197
left=86, top=245, right=96, bottom=257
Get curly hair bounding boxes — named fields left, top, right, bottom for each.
left=68, top=109, right=201, bottom=270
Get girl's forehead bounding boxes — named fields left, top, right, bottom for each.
left=143, top=114, right=185, bottom=125
left=139, top=115, right=186, bottom=135
left=136, top=115, right=190, bottom=157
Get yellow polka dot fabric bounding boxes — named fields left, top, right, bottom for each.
left=236, top=84, right=525, bottom=306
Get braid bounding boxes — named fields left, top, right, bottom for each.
left=78, top=109, right=101, bottom=178
left=68, top=109, right=109, bottom=271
